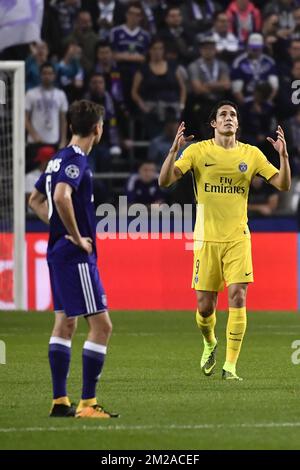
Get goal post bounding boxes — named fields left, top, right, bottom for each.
left=0, top=61, right=25, bottom=310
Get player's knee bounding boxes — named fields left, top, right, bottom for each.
left=53, top=319, right=76, bottom=340
left=67, top=319, right=77, bottom=338
left=89, top=313, right=112, bottom=340
left=102, top=317, right=113, bottom=338
left=197, top=300, right=215, bottom=318
left=229, top=288, right=246, bottom=307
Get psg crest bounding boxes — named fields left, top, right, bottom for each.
left=239, top=162, right=248, bottom=173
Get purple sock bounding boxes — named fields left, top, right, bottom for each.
left=48, top=337, right=71, bottom=399
left=82, top=341, right=107, bottom=400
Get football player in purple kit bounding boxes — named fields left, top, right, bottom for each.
left=29, top=100, right=119, bottom=419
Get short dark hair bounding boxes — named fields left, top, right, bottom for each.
left=40, top=62, right=55, bottom=73
left=138, top=160, right=156, bottom=170
left=68, top=100, right=105, bottom=137
left=96, top=40, right=111, bottom=50
left=89, top=72, right=105, bottom=81
left=127, top=1, right=143, bottom=12
left=208, top=100, right=240, bottom=125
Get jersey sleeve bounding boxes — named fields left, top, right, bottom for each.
left=174, top=144, right=195, bottom=175
left=253, top=147, right=279, bottom=181
left=34, top=172, right=46, bottom=195
left=56, top=156, right=87, bottom=191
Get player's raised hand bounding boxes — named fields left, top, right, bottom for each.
left=267, top=126, right=288, bottom=158
left=65, top=235, right=93, bottom=254
left=170, top=122, right=194, bottom=154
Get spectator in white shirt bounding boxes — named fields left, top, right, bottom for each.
left=25, top=63, right=68, bottom=148
left=212, top=12, right=239, bottom=60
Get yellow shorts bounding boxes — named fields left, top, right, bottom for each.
left=192, top=239, right=254, bottom=292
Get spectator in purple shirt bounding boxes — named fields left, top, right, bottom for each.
left=110, top=1, right=150, bottom=106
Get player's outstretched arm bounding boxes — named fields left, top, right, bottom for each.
left=158, top=121, right=194, bottom=188
left=53, top=182, right=93, bottom=254
left=267, top=125, right=291, bottom=192
left=28, top=189, right=49, bottom=225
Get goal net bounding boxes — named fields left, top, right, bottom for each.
left=0, top=61, right=25, bottom=310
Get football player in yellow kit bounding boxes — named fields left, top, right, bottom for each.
left=159, top=101, right=291, bottom=380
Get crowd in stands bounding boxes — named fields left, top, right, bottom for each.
left=2, top=0, right=300, bottom=215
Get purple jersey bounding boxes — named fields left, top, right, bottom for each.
left=231, top=52, right=278, bottom=97
left=35, top=145, right=97, bottom=264
left=110, top=25, right=150, bottom=56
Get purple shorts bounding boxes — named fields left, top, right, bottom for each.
left=48, top=261, right=107, bottom=317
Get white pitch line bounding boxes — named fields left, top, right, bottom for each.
left=1, top=422, right=300, bottom=433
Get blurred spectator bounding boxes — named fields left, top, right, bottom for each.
left=26, top=41, right=50, bottom=90
left=110, top=2, right=150, bottom=106
left=240, top=82, right=276, bottom=147
left=131, top=38, right=186, bottom=138
left=231, top=33, right=278, bottom=105
left=276, top=59, right=300, bottom=119
left=140, top=1, right=158, bottom=35
left=226, top=0, right=262, bottom=45
left=287, top=37, right=300, bottom=64
left=248, top=176, right=279, bottom=216
left=151, top=0, right=169, bottom=30
left=262, top=14, right=280, bottom=56
left=277, top=38, right=300, bottom=74
left=52, top=0, right=82, bottom=37
left=180, top=0, right=221, bottom=35
left=147, top=117, right=178, bottom=166
left=56, top=41, right=84, bottom=102
left=264, top=0, right=300, bottom=36
left=159, top=6, right=195, bottom=64
left=126, top=161, right=165, bottom=204
left=212, top=11, right=239, bottom=60
left=81, top=0, right=126, bottom=39
left=94, top=41, right=129, bottom=137
left=25, top=145, right=55, bottom=210
left=25, top=63, right=68, bottom=147
left=85, top=73, right=121, bottom=171
left=94, top=41, right=126, bottom=108
left=65, top=10, right=99, bottom=74
left=187, top=35, right=231, bottom=137
left=292, top=7, right=300, bottom=38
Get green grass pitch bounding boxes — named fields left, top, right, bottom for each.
left=0, top=310, right=300, bottom=450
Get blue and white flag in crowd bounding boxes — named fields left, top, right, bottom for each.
left=0, top=0, right=44, bottom=52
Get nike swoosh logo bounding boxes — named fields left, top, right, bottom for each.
left=205, top=163, right=216, bottom=167
left=245, top=272, right=252, bottom=276
left=204, top=363, right=215, bottom=374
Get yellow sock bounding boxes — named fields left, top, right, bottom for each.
left=52, top=396, right=71, bottom=407
left=224, top=307, right=247, bottom=373
left=196, top=309, right=216, bottom=345
left=77, top=397, right=97, bottom=412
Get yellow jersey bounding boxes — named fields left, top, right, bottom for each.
left=174, top=139, right=279, bottom=242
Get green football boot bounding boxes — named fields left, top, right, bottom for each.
left=222, top=369, right=243, bottom=381
left=201, top=339, right=217, bottom=376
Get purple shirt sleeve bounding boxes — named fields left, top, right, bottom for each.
left=56, top=156, right=87, bottom=191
